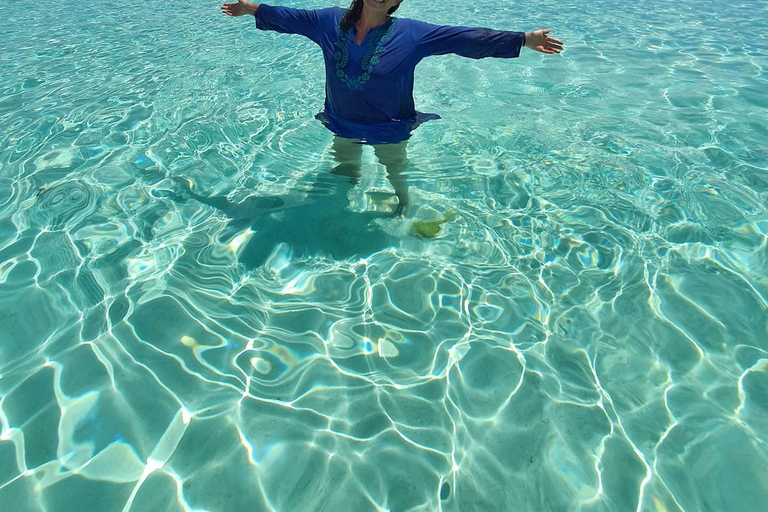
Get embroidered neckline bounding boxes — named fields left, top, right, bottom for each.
left=333, top=17, right=397, bottom=90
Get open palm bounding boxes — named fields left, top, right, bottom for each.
left=525, top=29, right=564, bottom=54
left=221, top=1, right=247, bottom=16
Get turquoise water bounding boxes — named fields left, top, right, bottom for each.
left=1, top=0, right=767, bottom=510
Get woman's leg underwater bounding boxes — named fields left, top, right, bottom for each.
left=330, top=136, right=364, bottom=183
left=373, top=141, right=410, bottom=217
left=307, top=136, right=363, bottom=201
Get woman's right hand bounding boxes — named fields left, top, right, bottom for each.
left=221, top=1, right=257, bottom=17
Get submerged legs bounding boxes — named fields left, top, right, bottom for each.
left=326, top=136, right=410, bottom=217
left=373, top=141, right=409, bottom=217
left=330, top=136, right=364, bottom=183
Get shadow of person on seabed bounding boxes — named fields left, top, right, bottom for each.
left=170, top=136, right=411, bottom=269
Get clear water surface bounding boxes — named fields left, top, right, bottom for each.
left=1, top=0, right=767, bottom=511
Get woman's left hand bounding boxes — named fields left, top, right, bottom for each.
left=524, top=29, right=563, bottom=54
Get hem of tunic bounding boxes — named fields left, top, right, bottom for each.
left=315, top=110, right=441, bottom=144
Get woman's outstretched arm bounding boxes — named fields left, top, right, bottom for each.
left=222, top=2, right=333, bottom=44
left=221, top=0, right=260, bottom=17
left=412, top=21, right=563, bottom=61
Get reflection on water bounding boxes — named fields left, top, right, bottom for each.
left=1, top=0, right=768, bottom=511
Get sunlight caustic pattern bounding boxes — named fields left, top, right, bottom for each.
left=1, top=0, right=767, bottom=511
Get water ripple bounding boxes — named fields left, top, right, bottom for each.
left=1, top=1, right=768, bottom=511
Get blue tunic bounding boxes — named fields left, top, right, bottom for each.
left=254, top=5, right=524, bottom=143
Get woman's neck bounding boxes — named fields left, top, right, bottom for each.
left=358, top=6, right=389, bottom=30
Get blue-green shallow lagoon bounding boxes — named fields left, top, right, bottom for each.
left=1, top=0, right=767, bottom=510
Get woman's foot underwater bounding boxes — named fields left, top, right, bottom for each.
left=393, top=199, right=409, bottom=218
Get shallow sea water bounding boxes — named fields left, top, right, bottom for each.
left=1, top=0, right=768, bottom=510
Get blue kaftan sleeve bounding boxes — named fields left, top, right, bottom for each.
left=254, top=5, right=334, bottom=44
left=412, top=20, right=525, bottom=60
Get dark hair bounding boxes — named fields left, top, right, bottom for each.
left=340, top=0, right=401, bottom=32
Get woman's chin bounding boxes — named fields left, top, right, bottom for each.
left=364, top=0, right=389, bottom=8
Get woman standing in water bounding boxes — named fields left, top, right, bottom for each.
left=221, top=0, right=563, bottom=216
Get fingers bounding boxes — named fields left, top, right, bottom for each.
left=536, top=46, right=558, bottom=54
left=536, top=42, right=562, bottom=54
left=537, top=30, right=564, bottom=54
left=531, top=29, right=564, bottom=54
left=546, top=40, right=564, bottom=52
